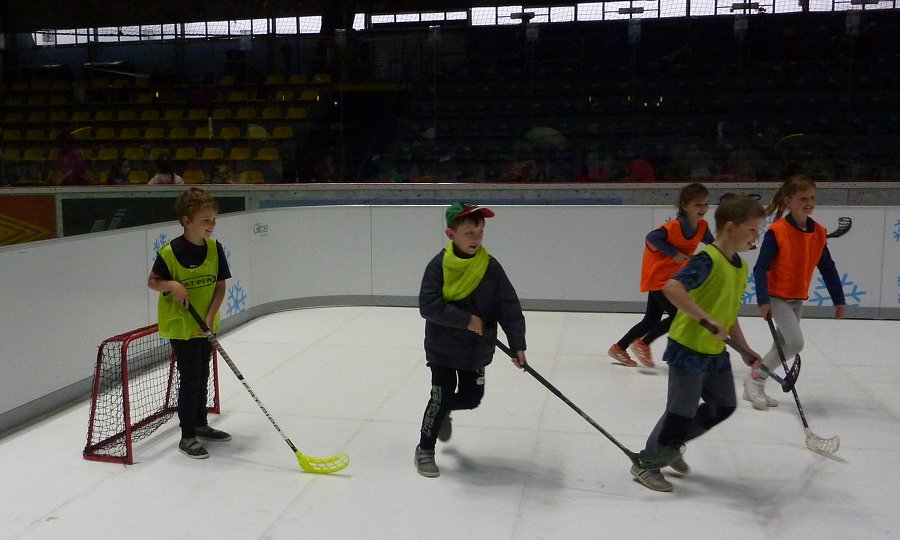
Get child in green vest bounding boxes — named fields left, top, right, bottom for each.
left=148, top=187, right=232, bottom=459
left=632, top=194, right=766, bottom=492
left=415, top=202, right=527, bottom=478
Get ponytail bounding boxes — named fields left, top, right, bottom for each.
left=766, top=175, right=816, bottom=219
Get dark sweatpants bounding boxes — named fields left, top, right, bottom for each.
left=644, top=365, right=737, bottom=453
left=419, top=364, right=485, bottom=451
left=617, top=290, right=677, bottom=349
left=170, top=338, right=213, bottom=440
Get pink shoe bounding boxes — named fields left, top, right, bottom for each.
left=608, top=344, right=637, bottom=366
left=629, top=339, right=655, bottom=367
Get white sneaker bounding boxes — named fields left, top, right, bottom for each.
left=744, top=372, right=777, bottom=411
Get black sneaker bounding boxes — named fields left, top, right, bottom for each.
left=438, top=414, right=452, bottom=442
left=179, top=439, right=209, bottom=459
left=196, top=426, right=232, bottom=442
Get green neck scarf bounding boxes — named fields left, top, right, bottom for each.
left=442, top=242, right=490, bottom=301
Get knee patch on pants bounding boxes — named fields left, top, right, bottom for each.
left=657, top=412, right=693, bottom=447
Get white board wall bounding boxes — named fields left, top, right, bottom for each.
left=1, top=204, right=896, bottom=429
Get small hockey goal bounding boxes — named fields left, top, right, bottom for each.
left=83, top=324, right=219, bottom=464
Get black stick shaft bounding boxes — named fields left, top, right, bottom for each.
left=494, top=339, right=632, bottom=456
left=698, top=320, right=793, bottom=389
left=766, top=316, right=811, bottom=429
left=187, top=304, right=300, bottom=453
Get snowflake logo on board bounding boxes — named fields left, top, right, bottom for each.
left=226, top=281, right=247, bottom=316
left=809, top=273, right=865, bottom=307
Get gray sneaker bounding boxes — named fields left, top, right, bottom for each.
left=179, top=438, right=209, bottom=459
left=438, top=414, right=452, bottom=442
left=415, top=446, right=440, bottom=477
left=669, top=457, right=690, bottom=475
left=196, top=426, right=232, bottom=442
left=631, top=464, right=672, bottom=492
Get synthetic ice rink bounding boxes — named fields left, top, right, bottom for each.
left=2, top=306, right=899, bottom=539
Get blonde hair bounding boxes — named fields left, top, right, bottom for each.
left=175, top=187, right=218, bottom=225
left=765, top=175, right=816, bottom=219
left=715, top=193, right=766, bottom=234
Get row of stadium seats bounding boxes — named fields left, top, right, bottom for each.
left=2, top=125, right=297, bottom=143
left=0, top=73, right=333, bottom=93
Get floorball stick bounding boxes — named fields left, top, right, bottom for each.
left=188, top=304, right=350, bottom=473
left=495, top=339, right=683, bottom=469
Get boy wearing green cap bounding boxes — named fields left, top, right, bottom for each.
left=415, top=202, right=527, bottom=478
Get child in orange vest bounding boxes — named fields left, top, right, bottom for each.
left=609, top=183, right=714, bottom=367
left=745, top=176, right=846, bottom=410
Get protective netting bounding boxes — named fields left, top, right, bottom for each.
left=83, top=325, right=218, bottom=464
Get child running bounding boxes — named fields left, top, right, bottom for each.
left=608, top=183, right=715, bottom=367
left=415, top=202, right=527, bottom=478
left=631, top=194, right=765, bottom=492
left=745, top=176, right=846, bottom=410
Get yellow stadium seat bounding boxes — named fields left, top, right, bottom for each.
left=50, top=111, right=69, bottom=122
left=27, top=112, right=48, bottom=123
left=284, top=107, right=307, bottom=120
left=94, top=110, right=115, bottom=122
left=219, top=126, right=241, bottom=140
left=119, top=127, right=141, bottom=140
left=163, top=109, right=183, bottom=121
left=22, top=148, right=45, bottom=161
left=272, top=126, right=294, bottom=140
left=128, top=170, right=148, bottom=184
left=123, top=147, right=145, bottom=161
left=94, top=127, right=116, bottom=140
left=201, top=147, right=224, bottom=161
left=193, top=126, right=213, bottom=140
left=71, top=111, right=91, bottom=123
left=239, top=170, right=263, bottom=184
left=226, top=91, right=248, bottom=103
left=275, top=89, right=295, bottom=102
left=227, top=147, right=251, bottom=161
left=116, top=110, right=137, bottom=122
left=182, top=169, right=206, bottom=184
left=211, top=108, right=232, bottom=120
left=187, top=109, right=208, bottom=121
left=173, top=147, right=197, bottom=161
left=94, top=148, right=119, bottom=161
left=265, top=74, right=285, bottom=85
left=25, top=129, right=47, bottom=141
left=312, top=73, right=332, bottom=84
left=254, top=147, right=279, bottom=160
left=169, top=127, right=190, bottom=140
left=299, top=90, right=319, bottom=102
left=2, top=130, right=22, bottom=142
left=288, top=74, right=308, bottom=85
left=261, top=107, right=282, bottom=120
left=140, top=110, right=160, bottom=122
left=144, top=127, right=165, bottom=140
left=247, top=125, right=268, bottom=140
left=235, top=107, right=257, bottom=120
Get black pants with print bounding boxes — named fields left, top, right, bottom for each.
left=419, top=364, right=485, bottom=451
left=170, top=337, right=213, bottom=440
left=617, top=290, right=677, bottom=349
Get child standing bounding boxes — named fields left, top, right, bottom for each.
left=609, top=183, right=715, bottom=367
left=148, top=187, right=232, bottom=459
left=632, top=194, right=765, bottom=492
left=416, top=202, right=527, bottom=478
left=745, top=176, right=846, bottom=410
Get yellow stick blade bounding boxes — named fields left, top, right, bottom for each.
left=296, top=451, right=350, bottom=474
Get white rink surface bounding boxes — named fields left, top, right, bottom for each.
left=2, top=307, right=899, bottom=540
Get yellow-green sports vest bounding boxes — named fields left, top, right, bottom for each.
left=669, top=244, right=748, bottom=355
left=157, top=238, right=220, bottom=339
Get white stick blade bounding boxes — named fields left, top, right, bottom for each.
left=806, top=430, right=839, bottom=455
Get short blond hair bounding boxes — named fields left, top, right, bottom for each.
left=175, top=188, right=218, bottom=225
